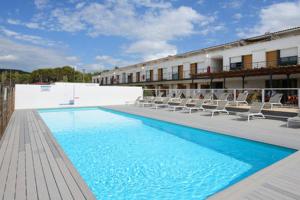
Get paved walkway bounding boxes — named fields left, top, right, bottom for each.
left=106, top=105, right=300, bottom=200
left=0, top=110, right=95, bottom=200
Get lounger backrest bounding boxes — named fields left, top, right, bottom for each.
left=195, top=99, right=204, bottom=107
left=236, top=91, right=248, bottom=101
left=298, top=110, right=300, bottom=117
left=175, top=91, right=183, bottom=98
left=203, top=93, right=212, bottom=100
left=249, top=102, right=264, bottom=113
left=180, top=99, right=189, bottom=106
left=216, top=100, right=228, bottom=110
left=269, top=93, right=283, bottom=103
left=163, top=97, right=170, bottom=103
left=219, top=93, right=230, bottom=101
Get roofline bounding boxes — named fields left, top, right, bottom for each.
left=103, top=26, right=300, bottom=73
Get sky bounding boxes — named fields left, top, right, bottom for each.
left=0, top=0, right=300, bottom=72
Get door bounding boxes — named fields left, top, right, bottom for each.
left=178, top=65, right=183, bottom=79
left=136, top=72, right=140, bottom=82
left=157, top=68, right=162, bottom=81
left=243, top=54, right=252, bottom=69
left=266, top=51, right=278, bottom=68
left=150, top=70, right=153, bottom=81
left=190, top=63, right=197, bottom=77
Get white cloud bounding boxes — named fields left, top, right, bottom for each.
left=233, top=13, right=242, bottom=21
left=0, top=54, right=18, bottom=62
left=34, top=0, right=49, bottom=9
left=46, top=1, right=218, bottom=60
left=238, top=1, right=300, bottom=37
left=66, top=56, right=80, bottom=62
left=0, top=27, right=64, bottom=47
left=95, top=55, right=132, bottom=67
left=126, top=40, right=177, bottom=60
left=0, top=37, right=78, bottom=71
left=222, top=0, right=243, bottom=9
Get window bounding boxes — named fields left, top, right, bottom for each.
left=172, top=66, right=178, bottom=80
left=162, top=68, right=168, bottom=80
left=230, top=56, right=243, bottom=70
left=279, top=47, right=298, bottom=66
left=146, top=70, right=151, bottom=81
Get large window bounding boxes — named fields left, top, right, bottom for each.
left=172, top=66, right=178, bottom=80
left=146, top=70, right=151, bottom=81
left=279, top=47, right=298, bottom=66
left=230, top=56, right=243, bottom=70
left=162, top=68, right=168, bottom=80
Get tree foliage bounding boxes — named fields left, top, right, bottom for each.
left=0, top=66, right=92, bottom=85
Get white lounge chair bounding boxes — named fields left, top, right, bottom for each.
left=152, top=97, right=171, bottom=109
left=183, top=99, right=205, bottom=114
left=287, top=110, right=300, bottom=128
left=234, top=91, right=248, bottom=106
left=202, top=93, right=213, bottom=104
left=214, top=93, right=230, bottom=105
left=237, top=102, right=265, bottom=121
left=206, top=100, right=229, bottom=117
left=265, top=93, right=283, bottom=110
left=168, top=99, right=189, bottom=112
left=140, top=97, right=156, bottom=107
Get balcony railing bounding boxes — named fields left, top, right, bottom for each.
left=100, top=58, right=300, bottom=85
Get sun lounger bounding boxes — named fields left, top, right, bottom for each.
left=152, top=97, right=171, bottom=109
left=265, top=93, right=283, bottom=110
left=140, top=97, right=156, bottom=107
left=134, top=96, right=142, bottom=105
left=168, top=99, right=189, bottom=111
left=237, top=102, right=265, bottom=121
left=202, top=93, right=213, bottom=104
left=234, top=91, right=248, bottom=106
left=287, top=110, right=300, bottom=128
left=183, top=99, right=205, bottom=114
left=214, top=93, right=230, bottom=105
left=206, top=100, right=229, bottom=117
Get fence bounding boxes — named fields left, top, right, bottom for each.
left=0, top=85, right=15, bottom=140
left=143, top=88, right=300, bottom=108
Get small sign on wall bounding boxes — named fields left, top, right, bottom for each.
left=41, top=85, right=51, bottom=92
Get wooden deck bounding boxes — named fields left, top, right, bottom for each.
left=0, top=110, right=95, bottom=200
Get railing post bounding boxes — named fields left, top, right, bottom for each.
left=298, top=89, right=300, bottom=109
left=262, top=89, right=265, bottom=103
left=233, top=89, right=237, bottom=102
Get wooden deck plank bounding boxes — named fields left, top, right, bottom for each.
left=3, top=111, right=20, bottom=200
left=30, top=111, right=62, bottom=200
left=32, top=113, right=73, bottom=200
left=24, top=112, right=38, bottom=200
left=0, top=113, right=18, bottom=199
left=34, top=111, right=95, bottom=200
left=27, top=111, right=50, bottom=200
left=15, top=151, right=26, bottom=200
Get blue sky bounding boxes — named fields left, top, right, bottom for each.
left=0, top=0, right=300, bottom=72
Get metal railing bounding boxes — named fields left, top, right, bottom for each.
left=0, top=85, right=15, bottom=140
left=143, top=88, right=300, bottom=109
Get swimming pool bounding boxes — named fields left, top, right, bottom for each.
left=39, top=107, right=295, bottom=200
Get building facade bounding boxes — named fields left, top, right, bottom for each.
left=92, top=27, right=300, bottom=90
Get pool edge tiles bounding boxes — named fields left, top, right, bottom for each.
left=38, top=108, right=294, bottom=200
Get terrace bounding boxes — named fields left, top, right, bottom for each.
left=0, top=83, right=300, bottom=199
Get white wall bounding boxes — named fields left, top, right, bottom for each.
left=15, top=83, right=143, bottom=109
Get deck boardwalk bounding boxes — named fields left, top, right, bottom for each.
left=0, top=110, right=96, bottom=200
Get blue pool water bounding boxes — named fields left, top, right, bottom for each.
left=39, top=107, right=295, bottom=200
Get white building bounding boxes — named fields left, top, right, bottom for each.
left=93, top=27, right=300, bottom=90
